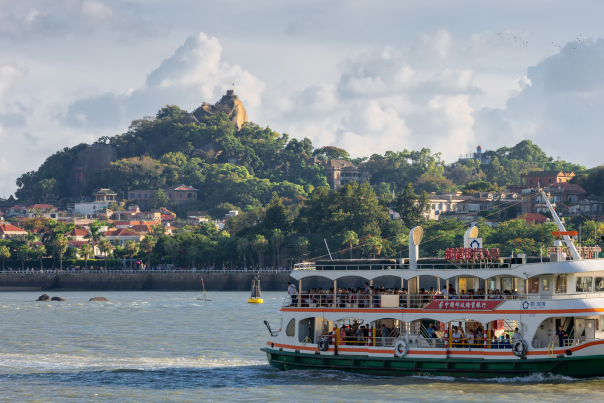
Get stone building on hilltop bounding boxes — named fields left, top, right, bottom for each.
left=192, top=89, right=248, bottom=129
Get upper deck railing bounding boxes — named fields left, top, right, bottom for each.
left=294, top=261, right=512, bottom=271
left=282, top=291, right=604, bottom=308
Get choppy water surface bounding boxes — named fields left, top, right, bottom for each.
left=1, top=291, right=603, bottom=402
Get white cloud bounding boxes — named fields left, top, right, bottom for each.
left=62, top=33, right=267, bottom=128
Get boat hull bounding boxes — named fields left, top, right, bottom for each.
left=261, top=348, right=604, bottom=378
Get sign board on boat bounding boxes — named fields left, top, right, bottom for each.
left=423, top=300, right=504, bottom=311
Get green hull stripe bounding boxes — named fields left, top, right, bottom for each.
left=260, top=348, right=604, bottom=378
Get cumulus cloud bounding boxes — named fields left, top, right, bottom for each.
left=474, top=39, right=604, bottom=165
left=62, top=33, right=267, bottom=129
left=0, top=0, right=166, bottom=40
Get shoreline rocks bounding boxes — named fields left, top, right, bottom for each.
left=36, top=294, right=50, bottom=301
left=89, top=297, right=109, bottom=301
left=51, top=296, right=66, bottom=301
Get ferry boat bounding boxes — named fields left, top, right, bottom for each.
left=261, top=190, right=604, bottom=378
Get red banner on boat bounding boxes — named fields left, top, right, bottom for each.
left=444, top=247, right=499, bottom=260
left=423, top=300, right=503, bottom=311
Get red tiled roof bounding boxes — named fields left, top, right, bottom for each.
left=161, top=214, right=175, bottom=221
left=0, top=224, right=26, bottom=233
left=67, top=228, right=90, bottom=237
left=130, top=225, right=153, bottom=234
left=115, top=221, right=156, bottom=226
left=519, top=213, right=549, bottom=225
left=67, top=241, right=91, bottom=247
left=104, top=228, right=140, bottom=237
left=26, top=204, right=55, bottom=210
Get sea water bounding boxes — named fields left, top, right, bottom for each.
left=1, top=291, right=603, bottom=402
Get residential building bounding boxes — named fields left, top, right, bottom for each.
left=0, top=223, right=27, bottom=240
left=307, top=158, right=368, bottom=190
left=93, top=188, right=117, bottom=202
left=458, top=145, right=491, bottom=165
left=128, top=184, right=198, bottom=209
left=520, top=182, right=587, bottom=214
left=187, top=216, right=208, bottom=225
left=66, top=228, right=90, bottom=241
left=114, top=221, right=157, bottom=229
left=519, top=171, right=575, bottom=188
left=70, top=202, right=110, bottom=216
left=103, top=228, right=143, bottom=247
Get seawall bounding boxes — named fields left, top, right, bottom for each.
left=0, top=273, right=438, bottom=292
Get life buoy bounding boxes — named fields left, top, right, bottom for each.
left=512, top=339, right=528, bottom=357
left=318, top=338, right=329, bottom=351
left=394, top=340, right=408, bottom=357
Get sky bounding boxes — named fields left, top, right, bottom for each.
left=1, top=0, right=604, bottom=197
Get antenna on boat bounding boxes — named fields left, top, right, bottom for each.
left=324, top=239, right=333, bottom=260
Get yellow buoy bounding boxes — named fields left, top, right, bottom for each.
left=248, top=272, right=263, bottom=303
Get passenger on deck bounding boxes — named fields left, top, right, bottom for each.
left=339, top=327, right=347, bottom=345
left=380, top=324, right=390, bottom=346
left=452, top=327, right=462, bottom=348
left=287, top=282, right=297, bottom=306
left=512, top=327, right=523, bottom=341
left=465, top=329, right=475, bottom=347
left=502, top=334, right=511, bottom=349
left=553, top=326, right=567, bottom=347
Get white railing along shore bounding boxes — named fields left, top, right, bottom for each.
left=0, top=268, right=293, bottom=275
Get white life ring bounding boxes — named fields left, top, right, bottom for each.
left=394, top=340, right=408, bottom=357
left=512, top=339, right=528, bottom=357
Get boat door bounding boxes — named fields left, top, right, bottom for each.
left=585, top=319, right=596, bottom=341
left=576, top=318, right=586, bottom=343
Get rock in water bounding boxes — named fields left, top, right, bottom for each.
left=51, top=296, right=66, bottom=301
left=89, top=297, right=109, bottom=301
left=37, top=294, right=50, bottom=301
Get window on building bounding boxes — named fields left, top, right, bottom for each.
left=130, top=193, right=135, bottom=198
left=576, top=276, right=593, bottom=292
left=169, top=193, right=172, bottom=198
left=529, top=278, right=539, bottom=293
left=144, top=193, right=147, bottom=198
left=542, top=278, right=550, bottom=291
left=555, top=275, right=567, bottom=293
left=179, top=193, right=183, bottom=198
left=529, top=179, right=533, bottom=185
left=595, top=277, right=604, bottom=292
left=549, top=178, right=552, bottom=184
left=138, top=194, right=141, bottom=198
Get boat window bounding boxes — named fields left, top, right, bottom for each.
left=528, top=278, right=539, bottom=293
left=576, top=276, right=593, bottom=292
left=542, top=278, right=550, bottom=291
left=555, top=275, right=567, bottom=293
left=286, top=319, right=295, bottom=336
left=501, top=277, right=515, bottom=292
left=595, top=277, right=604, bottom=292
left=487, top=278, right=496, bottom=292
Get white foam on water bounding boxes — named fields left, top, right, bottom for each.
left=464, top=372, right=579, bottom=383
left=0, top=353, right=266, bottom=372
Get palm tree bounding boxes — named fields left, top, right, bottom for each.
left=125, top=240, right=139, bottom=270
left=270, top=229, right=284, bottom=268
left=84, top=221, right=104, bottom=257
left=98, top=239, right=114, bottom=270
left=140, top=235, right=156, bottom=270
left=236, top=238, right=249, bottom=269
left=342, top=231, right=359, bottom=259
left=53, top=234, right=68, bottom=270
left=186, top=246, right=202, bottom=269
left=0, top=245, right=10, bottom=271
left=393, top=234, right=408, bottom=259
left=151, top=224, right=165, bottom=238
left=366, top=236, right=383, bottom=259
left=33, top=244, right=46, bottom=270
left=295, top=237, right=309, bottom=261
left=252, top=235, right=268, bottom=269
left=16, top=246, right=30, bottom=270
left=79, top=243, right=93, bottom=269
left=165, top=238, right=180, bottom=268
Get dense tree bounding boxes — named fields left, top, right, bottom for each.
left=390, top=184, right=430, bottom=228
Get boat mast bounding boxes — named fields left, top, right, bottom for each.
left=540, top=189, right=581, bottom=261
